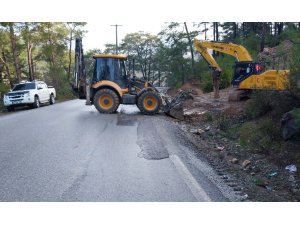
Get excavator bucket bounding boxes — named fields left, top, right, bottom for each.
left=163, top=90, right=194, bottom=120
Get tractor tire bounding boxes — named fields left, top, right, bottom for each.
left=93, top=88, right=120, bottom=114
left=137, top=90, right=161, bottom=115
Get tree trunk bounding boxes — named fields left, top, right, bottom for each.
left=158, top=69, right=161, bottom=86
left=25, top=23, right=35, bottom=81
left=1, top=51, right=13, bottom=88
left=233, top=22, right=237, bottom=39
left=242, top=22, right=246, bottom=38
left=213, top=22, right=219, bottom=56
left=204, top=23, right=207, bottom=40
left=68, top=30, right=73, bottom=81
left=260, top=23, right=266, bottom=51
left=26, top=42, right=34, bottom=81
left=184, top=22, right=195, bottom=76
left=9, top=22, right=21, bottom=83
left=181, top=63, right=185, bottom=85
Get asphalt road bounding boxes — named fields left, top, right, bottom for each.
left=0, top=100, right=238, bottom=201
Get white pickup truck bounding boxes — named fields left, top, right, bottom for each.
left=3, top=80, right=56, bottom=111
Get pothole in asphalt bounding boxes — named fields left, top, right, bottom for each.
left=137, top=147, right=169, bottom=160
left=117, top=114, right=137, bottom=126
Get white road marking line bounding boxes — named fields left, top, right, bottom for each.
left=170, top=154, right=211, bottom=202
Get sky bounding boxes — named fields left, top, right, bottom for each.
left=83, top=21, right=166, bottom=50
left=2, top=0, right=299, bottom=52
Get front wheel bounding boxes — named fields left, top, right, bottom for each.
left=33, top=96, right=40, bottom=108
left=49, top=94, right=55, bottom=105
left=137, top=90, right=161, bottom=115
left=7, top=106, right=15, bottom=112
left=93, top=89, right=120, bottom=114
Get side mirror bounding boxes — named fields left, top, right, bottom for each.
left=38, top=87, right=42, bottom=90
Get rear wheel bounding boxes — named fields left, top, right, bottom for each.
left=93, top=89, right=120, bottom=114
left=33, top=96, right=40, bottom=108
left=137, top=90, right=161, bottom=115
left=49, top=94, right=55, bottom=105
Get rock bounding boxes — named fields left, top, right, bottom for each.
left=217, top=146, right=225, bottom=151
left=233, top=187, right=242, bottom=192
left=189, top=128, right=205, bottom=135
left=291, top=188, right=299, bottom=194
left=221, top=175, right=229, bottom=180
left=230, top=158, right=239, bottom=164
left=189, top=128, right=198, bottom=134
left=204, top=126, right=210, bottom=131
left=288, top=175, right=296, bottom=182
left=242, top=160, right=251, bottom=168
left=240, top=194, right=249, bottom=201
left=250, top=172, right=256, bottom=176
left=222, top=138, right=228, bottom=142
left=196, top=129, right=205, bottom=135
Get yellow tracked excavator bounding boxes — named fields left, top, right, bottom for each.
left=193, top=39, right=290, bottom=100
left=71, top=38, right=192, bottom=119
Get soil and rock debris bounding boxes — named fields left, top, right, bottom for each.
left=167, top=84, right=300, bottom=202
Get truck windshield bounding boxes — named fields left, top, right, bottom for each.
left=13, top=83, right=36, bottom=91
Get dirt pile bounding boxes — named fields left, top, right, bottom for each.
left=183, top=87, right=247, bottom=123
left=167, top=79, right=203, bottom=97
left=257, top=40, right=293, bottom=69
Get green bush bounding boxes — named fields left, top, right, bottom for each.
left=239, top=119, right=280, bottom=154
left=245, top=91, right=272, bottom=119
left=200, top=71, right=213, bottom=93
left=291, top=108, right=300, bottom=125
left=204, top=112, right=213, bottom=122
left=245, top=91, right=297, bottom=119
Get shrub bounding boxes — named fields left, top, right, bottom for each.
left=245, top=90, right=297, bottom=119
left=239, top=119, right=280, bottom=154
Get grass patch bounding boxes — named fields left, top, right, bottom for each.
left=238, top=118, right=281, bottom=154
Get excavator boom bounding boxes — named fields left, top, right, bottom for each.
left=193, top=39, right=253, bottom=62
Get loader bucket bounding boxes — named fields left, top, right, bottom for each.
left=163, top=89, right=194, bottom=120
left=164, top=102, right=184, bottom=120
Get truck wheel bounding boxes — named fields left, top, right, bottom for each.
left=49, top=94, right=55, bottom=105
left=137, top=90, right=161, bottom=115
left=33, top=96, right=40, bottom=108
left=7, top=106, right=15, bottom=112
left=93, top=89, right=120, bottom=114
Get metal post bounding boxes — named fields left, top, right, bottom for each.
left=111, top=24, right=122, bottom=54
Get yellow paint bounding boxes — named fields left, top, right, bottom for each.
left=193, top=39, right=253, bottom=62
left=193, top=39, right=253, bottom=73
left=143, top=96, right=158, bottom=111
left=99, top=94, right=113, bottom=109
left=93, top=54, right=127, bottom=59
left=239, top=70, right=290, bottom=90
left=92, top=80, right=128, bottom=97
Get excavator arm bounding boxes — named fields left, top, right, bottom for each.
left=193, top=39, right=222, bottom=74
left=193, top=39, right=253, bottom=62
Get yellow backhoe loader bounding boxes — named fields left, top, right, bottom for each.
left=72, top=38, right=192, bottom=119
left=193, top=39, right=290, bottom=100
